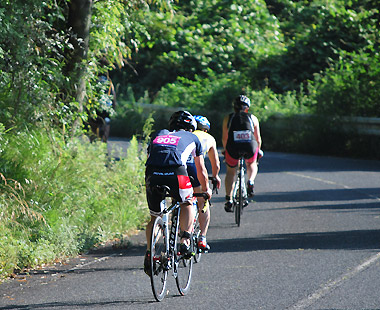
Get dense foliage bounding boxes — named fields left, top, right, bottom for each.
left=0, top=0, right=167, bottom=133
left=0, top=1, right=67, bottom=130
left=117, top=0, right=379, bottom=119
left=0, top=0, right=160, bottom=279
left=1, top=0, right=380, bottom=279
left=0, top=129, right=148, bottom=278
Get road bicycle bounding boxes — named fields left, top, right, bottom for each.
left=149, top=186, right=209, bottom=302
left=231, top=150, right=264, bottom=227
left=232, top=157, right=248, bottom=227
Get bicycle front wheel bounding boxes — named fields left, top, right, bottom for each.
left=174, top=234, right=193, bottom=295
left=193, top=217, right=202, bottom=263
left=150, top=216, right=168, bottom=302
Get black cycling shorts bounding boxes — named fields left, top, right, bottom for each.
left=225, top=140, right=258, bottom=168
left=145, top=165, right=193, bottom=217
left=187, top=162, right=201, bottom=188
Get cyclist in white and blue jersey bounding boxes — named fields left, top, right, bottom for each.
left=187, top=115, right=221, bottom=252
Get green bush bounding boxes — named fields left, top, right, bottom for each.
left=0, top=128, right=149, bottom=279
left=123, top=0, right=284, bottom=99
left=153, top=70, right=243, bottom=111
left=111, top=73, right=314, bottom=146
left=310, top=50, right=380, bottom=117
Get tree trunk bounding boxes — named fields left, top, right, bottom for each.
left=66, top=0, right=93, bottom=134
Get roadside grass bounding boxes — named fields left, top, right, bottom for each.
left=0, top=128, right=149, bottom=280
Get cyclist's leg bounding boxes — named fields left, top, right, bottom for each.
left=144, top=170, right=164, bottom=276
left=245, top=145, right=259, bottom=196
left=145, top=215, right=157, bottom=251
left=183, top=163, right=205, bottom=244
left=246, top=160, right=258, bottom=183
left=199, top=203, right=210, bottom=237
left=225, top=171, right=237, bottom=212
left=145, top=185, right=162, bottom=249
left=245, top=145, right=259, bottom=184
left=193, top=186, right=209, bottom=235
left=187, top=164, right=209, bottom=237
left=188, top=162, right=210, bottom=249
left=145, top=166, right=178, bottom=249
left=224, top=150, right=238, bottom=198
left=176, top=167, right=195, bottom=247
left=179, top=200, right=193, bottom=244
left=198, top=204, right=210, bottom=251
left=178, top=200, right=196, bottom=258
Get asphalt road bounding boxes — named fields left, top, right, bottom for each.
left=1, top=143, right=380, bottom=310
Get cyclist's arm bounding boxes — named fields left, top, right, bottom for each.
left=251, top=114, right=262, bottom=150
left=207, top=141, right=221, bottom=189
left=222, top=115, right=229, bottom=150
left=194, top=155, right=212, bottom=199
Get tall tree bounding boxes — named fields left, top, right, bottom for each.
left=65, top=0, right=93, bottom=132
left=0, top=0, right=169, bottom=132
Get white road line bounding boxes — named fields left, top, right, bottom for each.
left=287, top=252, right=380, bottom=310
left=286, top=171, right=380, bottom=308
left=286, top=171, right=380, bottom=201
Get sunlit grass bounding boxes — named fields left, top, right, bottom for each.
left=0, top=128, right=149, bottom=280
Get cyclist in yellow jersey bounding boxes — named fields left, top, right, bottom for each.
left=188, top=115, right=221, bottom=251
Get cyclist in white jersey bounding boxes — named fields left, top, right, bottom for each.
left=189, top=115, right=221, bottom=251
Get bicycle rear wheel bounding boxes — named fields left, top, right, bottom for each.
left=235, top=170, right=242, bottom=227
left=175, top=233, right=193, bottom=295
left=150, top=216, right=168, bottom=302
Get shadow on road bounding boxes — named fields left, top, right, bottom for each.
left=258, top=152, right=380, bottom=173
left=0, top=298, right=157, bottom=309
left=209, top=229, right=380, bottom=253
left=254, top=188, right=380, bottom=203
left=271, top=201, right=380, bottom=213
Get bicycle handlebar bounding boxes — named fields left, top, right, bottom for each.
left=193, top=192, right=210, bottom=199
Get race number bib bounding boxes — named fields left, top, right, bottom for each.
left=233, top=130, right=252, bottom=143
left=153, top=134, right=181, bottom=146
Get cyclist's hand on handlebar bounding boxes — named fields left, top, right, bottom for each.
left=257, top=149, right=264, bottom=163
left=208, top=176, right=221, bottom=194
left=205, top=187, right=213, bottom=200
left=215, top=175, right=221, bottom=190
left=258, top=149, right=264, bottom=158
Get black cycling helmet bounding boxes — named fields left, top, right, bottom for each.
left=169, top=110, right=197, bottom=132
left=233, top=95, right=251, bottom=109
